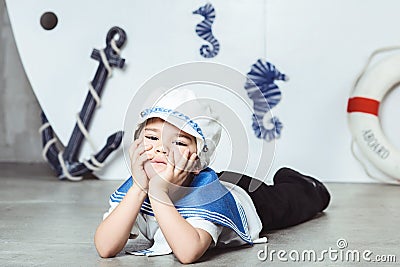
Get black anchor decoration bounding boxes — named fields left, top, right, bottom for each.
left=39, top=26, right=126, bottom=181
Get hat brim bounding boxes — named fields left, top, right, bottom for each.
left=134, top=112, right=205, bottom=152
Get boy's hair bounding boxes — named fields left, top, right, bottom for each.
left=134, top=89, right=221, bottom=169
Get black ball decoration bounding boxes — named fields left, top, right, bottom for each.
left=40, top=12, right=58, bottom=30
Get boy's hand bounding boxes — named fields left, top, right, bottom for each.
left=149, top=149, right=198, bottom=194
left=129, top=137, right=153, bottom=191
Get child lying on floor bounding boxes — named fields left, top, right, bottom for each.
left=94, top=89, right=330, bottom=264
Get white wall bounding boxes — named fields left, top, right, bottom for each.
left=0, top=0, right=43, bottom=162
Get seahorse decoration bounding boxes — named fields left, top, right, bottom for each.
left=244, top=59, right=288, bottom=141
left=193, top=3, right=220, bottom=58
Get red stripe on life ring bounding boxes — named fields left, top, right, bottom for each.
left=347, top=97, right=380, bottom=116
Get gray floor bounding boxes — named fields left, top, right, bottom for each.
left=0, top=163, right=399, bottom=266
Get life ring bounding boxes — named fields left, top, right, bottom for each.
left=347, top=53, right=400, bottom=181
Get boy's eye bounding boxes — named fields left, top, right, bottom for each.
left=145, top=135, right=158, bottom=141
left=173, top=141, right=187, bottom=146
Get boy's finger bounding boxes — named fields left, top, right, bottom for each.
left=137, top=151, right=153, bottom=166
left=185, top=152, right=198, bottom=172
left=131, top=143, right=143, bottom=158
left=144, top=144, right=153, bottom=151
left=188, top=152, right=197, bottom=162
left=175, top=149, right=190, bottom=171
left=132, top=137, right=142, bottom=149
left=129, top=138, right=143, bottom=157
left=166, top=150, right=175, bottom=169
left=160, top=152, right=174, bottom=178
left=131, top=143, right=148, bottom=161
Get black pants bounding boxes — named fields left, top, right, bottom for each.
left=217, top=167, right=330, bottom=232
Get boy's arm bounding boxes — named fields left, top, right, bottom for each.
left=94, top=138, right=152, bottom=258
left=94, top=184, right=147, bottom=258
left=149, top=190, right=213, bottom=264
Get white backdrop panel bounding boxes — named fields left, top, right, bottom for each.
left=6, top=0, right=269, bottom=180
left=265, top=0, right=400, bottom=182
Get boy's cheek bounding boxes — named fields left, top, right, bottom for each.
left=174, top=147, right=193, bottom=159
left=145, top=149, right=155, bottom=158
left=142, top=138, right=150, bottom=146
left=173, top=148, right=187, bottom=163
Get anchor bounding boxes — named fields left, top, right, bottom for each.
left=39, top=26, right=126, bottom=181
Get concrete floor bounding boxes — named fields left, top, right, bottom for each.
left=0, top=163, right=399, bottom=266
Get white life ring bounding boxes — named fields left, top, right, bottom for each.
left=347, top=53, right=400, bottom=181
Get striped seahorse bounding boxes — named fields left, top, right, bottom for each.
left=244, top=59, right=288, bottom=141
left=193, top=3, right=220, bottom=58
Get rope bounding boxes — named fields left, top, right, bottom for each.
left=83, top=160, right=101, bottom=171
left=40, top=127, right=83, bottom=181
left=58, top=152, right=83, bottom=181
left=38, top=122, right=50, bottom=133
left=68, top=39, right=122, bottom=175
left=82, top=155, right=105, bottom=172
left=39, top=122, right=55, bottom=161
left=41, top=138, right=57, bottom=161
left=41, top=39, right=122, bottom=180
left=88, top=82, right=101, bottom=108
left=68, top=39, right=121, bottom=176
left=100, top=49, right=112, bottom=78
left=76, top=113, right=97, bottom=151
left=111, top=38, right=121, bottom=55
left=349, top=46, right=400, bottom=184
left=78, top=38, right=121, bottom=169
left=90, top=155, right=105, bottom=168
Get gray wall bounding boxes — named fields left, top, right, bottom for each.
left=0, top=0, right=43, bottom=162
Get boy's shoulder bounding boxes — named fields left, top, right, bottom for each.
left=110, top=176, right=133, bottom=203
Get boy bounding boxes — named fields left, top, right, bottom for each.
left=94, top=89, right=330, bottom=264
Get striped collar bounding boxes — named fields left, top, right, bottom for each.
left=110, top=168, right=252, bottom=244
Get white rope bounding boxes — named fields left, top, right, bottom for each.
left=39, top=118, right=105, bottom=179
left=80, top=46, right=110, bottom=173
left=349, top=46, right=400, bottom=184
left=68, top=41, right=118, bottom=176
left=91, top=155, right=105, bottom=168
left=111, top=38, right=121, bottom=55
left=38, top=122, right=50, bottom=133
left=88, top=82, right=101, bottom=108
left=41, top=138, right=57, bottom=161
left=76, top=113, right=97, bottom=151
left=100, top=49, right=112, bottom=78
left=78, top=40, right=122, bottom=171
left=83, top=160, right=101, bottom=171
left=82, top=154, right=105, bottom=171
left=58, top=152, right=83, bottom=181
left=40, top=40, right=120, bottom=180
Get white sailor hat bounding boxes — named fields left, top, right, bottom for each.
left=134, top=89, right=222, bottom=169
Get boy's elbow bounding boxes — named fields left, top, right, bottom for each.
left=174, top=234, right=211, bottom=264
left=96, top=246, right=117, bottom=259
left=176, top=255, right=197, bottom=265
left=175, top=250, right=203, bottom=264
left=94, top=239, right=119, bottom=258
left=94, top=232, right=123, bottom=258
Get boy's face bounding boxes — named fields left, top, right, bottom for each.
left=140, top=118, right=198, bottom=179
